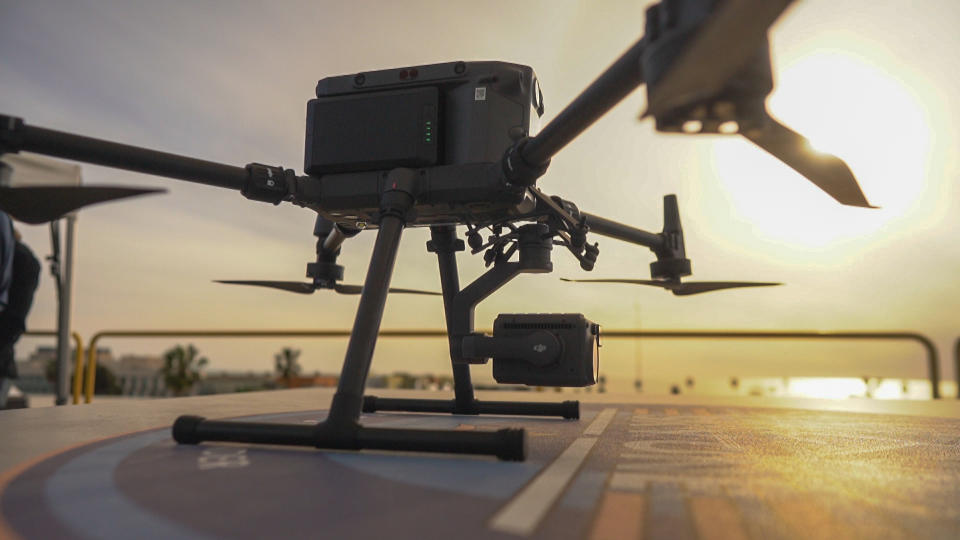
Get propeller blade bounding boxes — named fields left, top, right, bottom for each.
left=560, top=277, right=780, bottom=295
left=215, top=280, right=316, bottom=294
left=333, top=284, right=363, bottom=295
left=561, top=278, right=674, bottom=288
left=216, top=281, right=440, bottom=296
left=743, top=117, right=874, bottom=208
left=645, top=0, right=794, bottom=118
left=670, top=281, right=781, bottom=296
left=0, top=185, right=165, bottom=224
left=334, top=283, right=441, bottom=296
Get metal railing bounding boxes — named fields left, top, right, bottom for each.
left=955, top=337, right=960, bottom=397
left=22, top=330, right=85, bottom=404
left=601, top=330, right=941, bottom=399
left=80, top=328, right=943, bottom=403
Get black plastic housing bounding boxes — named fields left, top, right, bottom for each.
left=492, top=313, right=599, bottom=387
left=642, top=0, right=773, bottom=133
left=305, top=87, right=439, bottom=175
left=306, top=61, right=542, bottom=177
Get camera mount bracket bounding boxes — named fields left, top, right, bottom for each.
left=362, top=222, right=580, bottom=420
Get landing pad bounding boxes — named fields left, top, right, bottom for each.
left=2, top=391, right=959, bottom=539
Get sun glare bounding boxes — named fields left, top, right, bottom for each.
left=709, top=52, right=932, bottom=249
left=788, top=378, right=867, bottom=400
left=804, top=137, right=831, bottom=156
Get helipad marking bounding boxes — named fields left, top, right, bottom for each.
left=589, top=491, right=646, bottom=540
left=583, top=407, right=618, bottom=436
left=772, top=498, right=856, bottom=538
left=690, top=496, right=748, bottom=540
left=647, top=482, right=695, bottom=540
left=45, top=432, right=213, bottom=540
left=607, top=472, right=648, bottom=492
left=489, top=407, right=617, bottom=536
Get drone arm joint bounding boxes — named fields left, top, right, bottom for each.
left=240, top=163, right=294, bottom=205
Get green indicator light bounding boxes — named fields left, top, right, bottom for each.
left=426, top=138, right=431, bottom=142
left=426, top=121, right=432, bottom=125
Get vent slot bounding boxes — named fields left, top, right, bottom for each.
left=503, top=322, right=573, bottom=330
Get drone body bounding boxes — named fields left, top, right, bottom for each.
left=0, top=0, right=873, bottom=461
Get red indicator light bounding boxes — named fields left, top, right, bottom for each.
left=409, top=68, right=419, bottom=78
left=399, top=70, right=409, bottom=80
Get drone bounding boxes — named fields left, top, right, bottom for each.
left=0, top=0, right=871, bottom=461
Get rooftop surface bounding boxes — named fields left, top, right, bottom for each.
left=1, top=389, right=959, bottom=539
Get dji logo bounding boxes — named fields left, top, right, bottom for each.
left=533, top=343, right=547, bottom=353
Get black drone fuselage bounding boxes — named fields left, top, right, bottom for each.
left=304, top=61, right=542, bottom=229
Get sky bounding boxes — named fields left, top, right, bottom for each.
left=1, top=0, right=958, bottom=394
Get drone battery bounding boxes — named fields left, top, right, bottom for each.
left=304, top=86, right=439, bottom=175
left=492, top=313, right=599, bottom=387
left=308, top=61, right=543, bottom=176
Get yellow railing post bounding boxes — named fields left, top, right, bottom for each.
left=84, top=334, right=101, bottom=404
left=71, top=333, right=84, bottom=404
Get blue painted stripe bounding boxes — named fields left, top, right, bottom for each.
left=45, top=431, right=214, bottom=540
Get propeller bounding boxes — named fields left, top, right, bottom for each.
left=644, top=0, right=794, bottom=118
left=743, top=117, right=875, bottom=208
left=215, top=280, right=440, bottom=296
left=560, top=277, right=780, bottom=296
left=639, top=0, right=873, bottom=208
left=0, top=185, right=165, bottom=224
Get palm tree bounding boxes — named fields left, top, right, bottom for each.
left=160, top=344, right=208, bottom=397
left=275, top=347, right=302, bottom=387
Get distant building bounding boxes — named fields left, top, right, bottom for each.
left=282, top=375, right=339, bottom=389
left=197, top=371, right=276, bottom=395
left=365, top=372, right=453, bottom=391
left=116, top=354, right=164, bottom=374
left=14, top=346, right=114, bottom=393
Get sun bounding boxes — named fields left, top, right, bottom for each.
left=708, top=51, right=931, bottom=249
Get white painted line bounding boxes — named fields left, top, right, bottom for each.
left=489, top=407, right=618, bottom=536
left=583, top=407, right=618, bottom=436
left=489, top=437, right=598, bottom=536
